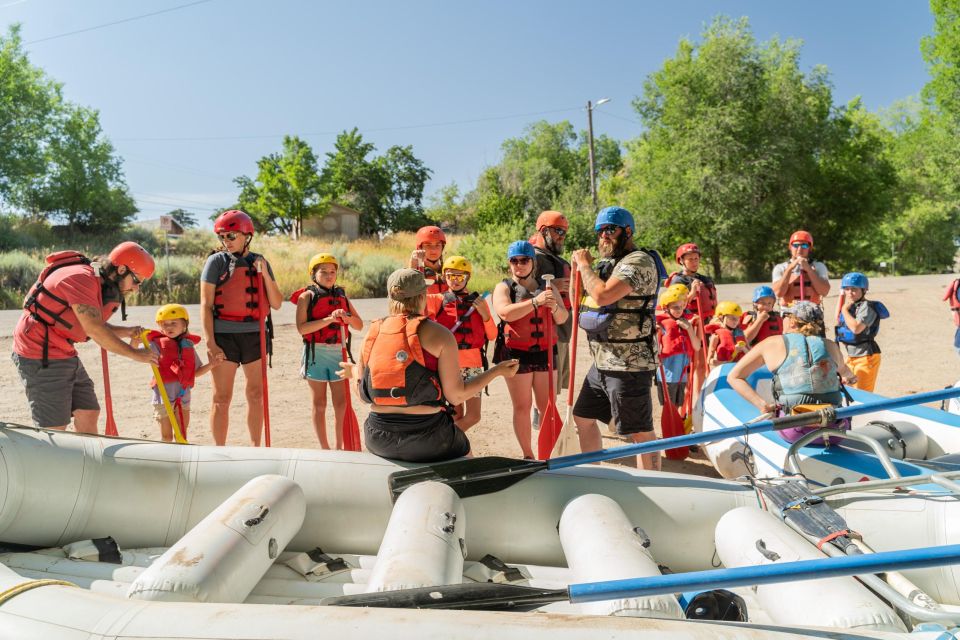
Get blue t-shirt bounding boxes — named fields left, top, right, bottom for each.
left=201, top=252, right=275, bottom=334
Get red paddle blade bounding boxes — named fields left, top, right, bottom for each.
left=661, top=404, right=689, bottom=461
left=343, top=396, right=361, bottom=452
left=536, top=402, right=563, bottom=460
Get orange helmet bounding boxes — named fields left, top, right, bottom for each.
left=214, top=209, right=255, bottom=235
left=675, top=242, right=700, bottom=263
left=536, top=210, right=569, bottom=231
left=109, top=242, right=155, bottom=280
left=789, top=230, right=813, bottom=248
left=415, top=225, right=446, bottom=248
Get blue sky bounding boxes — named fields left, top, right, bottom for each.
left=4, top=1, right=935, bottom=225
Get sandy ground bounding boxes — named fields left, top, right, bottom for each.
left=1, top=273, right=957, bottom=476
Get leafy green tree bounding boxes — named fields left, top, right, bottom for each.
left=166, top=208, right=198, bottom=229
left=378, top=144, right=432, bottom=231
left=424, top=182, right=468, bottom=229
left=922, top=0, right=960, bottom=121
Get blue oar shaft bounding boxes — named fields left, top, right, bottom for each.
left=550, top=385, right=960, bottom=470
left=569, top=543, right=960, bottom=603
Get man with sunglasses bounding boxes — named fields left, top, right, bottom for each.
left=12, top=241, right=159, bottom=433
left=570, top=206, right=664, bottom=471
left=530, top=211, right=573, bottom=407
left=772, top=230, right=830, bottom=306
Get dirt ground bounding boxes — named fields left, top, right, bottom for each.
left=1, top=273, right=957, bottom=477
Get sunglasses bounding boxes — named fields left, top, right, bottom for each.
left=791, top=242, right=810, bottom=249
left=546, top=227, right=567, bottom=237
left=509, top=257, right=532, bottom=265
left=597, top=225, right=619, bottom=237
left=444, top=273, right=468, bottom=281
left=128, top=271, right=142, bottom=286
left=218, top=232, right=241, bottom=242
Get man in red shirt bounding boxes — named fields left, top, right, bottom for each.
left=12, top=242, right=159, bottom=432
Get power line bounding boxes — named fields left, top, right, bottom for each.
left=26, top=0, right=214, bottom=45
left=596, top=110, right=642, bottom=125
left=133, top=191, right=225, bottom=207
left=113, top=106, right=583, bottom=142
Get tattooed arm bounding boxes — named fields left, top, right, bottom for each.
left=72, top=304, right=157, bottom=365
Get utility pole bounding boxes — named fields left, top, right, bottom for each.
left=586, top=98, right=610, bottom=210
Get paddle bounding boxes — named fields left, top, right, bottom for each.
left=551, top=269, right=581, bottom=458
left=657, top=362, right=688, bottom=460
left=339, top=322, right=362, bottom=452
left=256, top=261, right=271, bottom=448
left=139, top=331, right=188, bottom=444
left=322, top=542, right=960, bottom=610
left=536, top=275, right=564, bottom=460
left=100, top=348, right=119, bottom=437
left=388, top=384, right=960, bottom=500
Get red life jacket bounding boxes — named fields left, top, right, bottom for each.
left=359, top=315, right=444, bottom=407
left=213, top=252, right=267, bottom=322
left=289, top=285, right=350, bottom=345
left=741, top=311, right=783, bottom=345
left=664, top=271, right=717, bottom=318
left=147, top=330, right=200, bottom=388
left=706, top=324, right=746, bottom=363
left=656, top=311, right=694, bottom=358
left=419, top=260, right=448, bottom=295
left=434, top=291, right=487, bottom=351
left=782, top=269, right=822, bottom=305
left=500, top=279, right=555, bottom=352
left=22, top=251, right=121, bottom=366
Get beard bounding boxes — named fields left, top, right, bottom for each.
left=598, top=233, right=628, bottom=259
left=544, top=233, right=563, bottom=255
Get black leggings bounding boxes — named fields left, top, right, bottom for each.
left=365, top=410, right=470, bottom=463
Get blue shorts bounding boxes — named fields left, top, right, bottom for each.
left=301, top=344, right=343, bottom=382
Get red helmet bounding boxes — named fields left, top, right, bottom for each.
left=675, top=242, right=700, bottom=263
left=789, top=230, right=813, bottom=248
left=109, top=241, right=155, bottom=280
left=214, top=209, right=255, bottom=235
left=415, top=225, right=446, bottom=247
left=536, top=210, right=569, bottom=231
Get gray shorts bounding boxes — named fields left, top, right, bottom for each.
left=11, top=352, right=100, bottom=428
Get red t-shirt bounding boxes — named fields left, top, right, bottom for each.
left=13, top=264, right=113, bottom=360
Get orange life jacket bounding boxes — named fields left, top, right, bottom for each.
left=147, top=330, right=200, bottom=388
left=359, top=315, right=444, bottom=407
left=434, top=291, right=487, bottom=351
left=706, top=324, right=746, bottom=363
left=656, top=311, right=694, bottom=358
left=213, top=252, right=266, bottom=322
left=499, top=279, right=555, bottom=352
left=22, top=251, right=121, bottom=366
left=781, top=269, right=822, bottom=305
left=665, top=271, right=717, bottom=318
left=289, top=285, right=349, bottom=345
left=741, top=311, right=783, bottom=345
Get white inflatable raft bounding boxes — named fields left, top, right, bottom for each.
left=1, top=424, right=960, bottom=639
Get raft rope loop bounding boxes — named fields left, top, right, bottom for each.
left=0, top=578, right=76, bottom=605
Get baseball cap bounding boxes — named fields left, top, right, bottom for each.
left=387, top=268, right=427, bottom=300
left=782, top=300, right=823, bottom=323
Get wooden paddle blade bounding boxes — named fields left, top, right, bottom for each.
left=388, top=456, right=547, bottom=501
left=536, top=402, right=563, bottom=460
left=551, top=406, right=581, bottom=458
left=323, top=582, right=565, bottom=611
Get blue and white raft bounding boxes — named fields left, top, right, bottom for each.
left=696, top=364, right=960, bottom=485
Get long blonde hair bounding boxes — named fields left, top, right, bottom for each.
left=792, top=318, right=824, bottom=337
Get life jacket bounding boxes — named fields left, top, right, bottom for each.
left=772, top=333, right=840, bottom=406
left=21, top=251, right=121, bottom=366
left=705, top=324, right=746, bottom=363
left=434, top=291, right=487, bottom=351
left=289, top=285, right=350, bottom=345
left=359, top=315, right=444, bottom=407
left=665, top=271, right=717, bottom=318
left=781, top=266, right=823, bottom=304
left=147, top=330, right=200, bottom=389
left=835, top=299, right=889, bottom=355
left=213, top=252, right=267, bottom=322
left=498, top=279, right=555, bottom=352
left=656, top=310, right=694, bottom=358
left=945, top=279, right=960, bottom=328
left=533, top=246, right=572, bottom=310
left=741, top=310, right=783, bottom=345
left=419, top=260, right=448, bottom=295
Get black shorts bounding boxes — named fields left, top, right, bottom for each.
left=494, top=345, right=556, bottom=374
left=573, top=365, right=654, bottom=435
left=216, top=332, right=262, bottom=365
left=364, top=410, right=470, bottom=463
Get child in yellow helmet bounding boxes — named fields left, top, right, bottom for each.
left=146, top=304, right=220, bottom=442
left=705, top=301, right=749, bottom=367
left=655, top=284, right=701, bottom=408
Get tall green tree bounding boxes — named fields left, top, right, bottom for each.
left=922, top=0, right=960, bottom=121
left=166, top=208, right=198, bottom=229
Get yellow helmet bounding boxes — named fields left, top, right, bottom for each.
left=716, top=301, right=743, bottom=317
left=308, top=253, right=339, bottom=275
left=658, top=283, right=689, bottom=308
left=442, top=255, right=472, bottom=274
left=156, top=303, right=189, bottom=324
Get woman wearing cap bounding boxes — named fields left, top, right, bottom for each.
left=290, top=253, right=364, bottom=449
left=343, top=268, right=519, bottom=463
left=200, top=209, right=283, bottom=446
left=493, top=240, right=569, bottom=459
left=728, top=301, right=857, bottom=419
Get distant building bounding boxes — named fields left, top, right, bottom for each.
left=136, top=216, right=186, bottom=236
left=302, top=203, right=361, bottom=240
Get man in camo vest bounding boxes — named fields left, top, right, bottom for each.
left=571, top=206, right=662, bottom=470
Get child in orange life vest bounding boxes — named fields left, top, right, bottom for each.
left=291, top=253, right=364, bottom=450
left=425, top=256, right=498, bottom=432
left=741, top=285, right=783, bottom=346
left=146, top=304, right=220, bottom=442
left=706, top=301, right=749, bottom=367
left=409, top=226, right=448, bottom=295
left=655, top=284, right=701, bottom=407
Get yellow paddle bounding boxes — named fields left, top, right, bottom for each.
left=140, top=330, right=188, bottom=444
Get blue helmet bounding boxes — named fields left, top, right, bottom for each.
left=841, top=272, right=869, bottom=290
left=752, top=285, right=775, bottom=303
left=594, top=206, right=635, bottom=234
left=507, top=240, right=536, bottom=260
